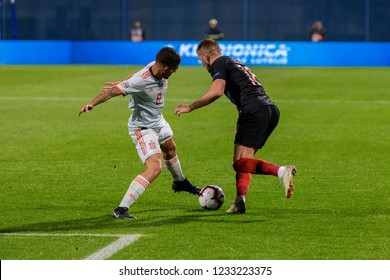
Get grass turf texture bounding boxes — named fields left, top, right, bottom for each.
left=0, top=65, right=389, bottom=260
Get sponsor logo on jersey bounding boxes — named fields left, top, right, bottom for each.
left=121, top=81, right=130, bottom=88
left=212, top=72, right=220, bottom=79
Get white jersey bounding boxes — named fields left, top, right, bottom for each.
left=114, top=61, right=168, bottom=131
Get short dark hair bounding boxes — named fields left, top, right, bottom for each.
left=156, top=47, right=181, bottom=67
left=196, top=39, right=221, bottom=54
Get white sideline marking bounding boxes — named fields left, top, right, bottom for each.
left=0, top=233, right=142, bottom=260
left=84, top=234, right=142, bottom=260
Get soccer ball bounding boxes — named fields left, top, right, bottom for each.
left=198, top=185, right=225, bottom=210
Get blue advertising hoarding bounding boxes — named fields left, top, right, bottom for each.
left=1, top=40, right=390, bottom=66
left=173, top=41, right=390, bottom=67
left=0, top=40, right=71, bottom=64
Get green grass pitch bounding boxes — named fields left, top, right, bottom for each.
left=0, top=65, right=389, bottom=260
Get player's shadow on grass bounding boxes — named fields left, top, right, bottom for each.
left=0, top=209, right=266, bottom=234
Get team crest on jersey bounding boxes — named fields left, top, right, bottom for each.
left=142, top=71, right=151, bottom=79
left=149, top=140, right=157, bottom=150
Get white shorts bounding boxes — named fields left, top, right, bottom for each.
left=129, top=123, right=173, bottom=164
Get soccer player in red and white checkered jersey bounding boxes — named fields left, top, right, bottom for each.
left=79, top=47, right=199, bottom=219
left=175, top=39, right=296, bottom=214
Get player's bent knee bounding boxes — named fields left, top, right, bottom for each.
left=145, top=156, right=163, bottom=176
left=146, top=164, right=162, bottom=178
left=153, top=165, right=163, bottom=176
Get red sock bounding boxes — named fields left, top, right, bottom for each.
left=236, top=173, right=251, bottom=196
left=233, top=157, right=280, bottom=176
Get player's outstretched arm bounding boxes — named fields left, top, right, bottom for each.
left=174, top=79, right=225, bottom=116
left=78, top=86, right=122, bottom=116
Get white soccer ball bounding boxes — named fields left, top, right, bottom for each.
left=198, top=185, right=225, bottom=210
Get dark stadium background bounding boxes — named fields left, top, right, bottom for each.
left=0, top=0, right=389, bottom=41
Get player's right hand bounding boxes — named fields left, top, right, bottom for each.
left=174, top=104, right=192, bottom=116
left=78, top=104, right=93, bottom=116
left=100, top=81, right=120, bottom=92
left=104, top=81, right=121, bottom=87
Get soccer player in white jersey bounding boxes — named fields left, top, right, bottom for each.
left=79, top=47, right=199, bottom=219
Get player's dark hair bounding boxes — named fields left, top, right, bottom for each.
left=156, top=47, right=181, bottom=67
left=196, top=39, right=221, bottom=54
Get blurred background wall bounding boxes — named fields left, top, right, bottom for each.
left=0, top=0, right=389, bottom=41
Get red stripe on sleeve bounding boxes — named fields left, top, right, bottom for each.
left=114, top=85, right=126, bottom=96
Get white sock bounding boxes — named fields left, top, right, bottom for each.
left=277, top=166, right=286, bottom=179
left=119, top=175, right=150, bottom=208
left=163, top=155, right=185, bottom=181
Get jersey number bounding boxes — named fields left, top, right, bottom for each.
left=155, top=93, right=163, bottom=105
left=236, top=64, right=261, bottom=86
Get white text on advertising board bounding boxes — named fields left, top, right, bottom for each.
left=178, top=43, right=291, bottom=65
